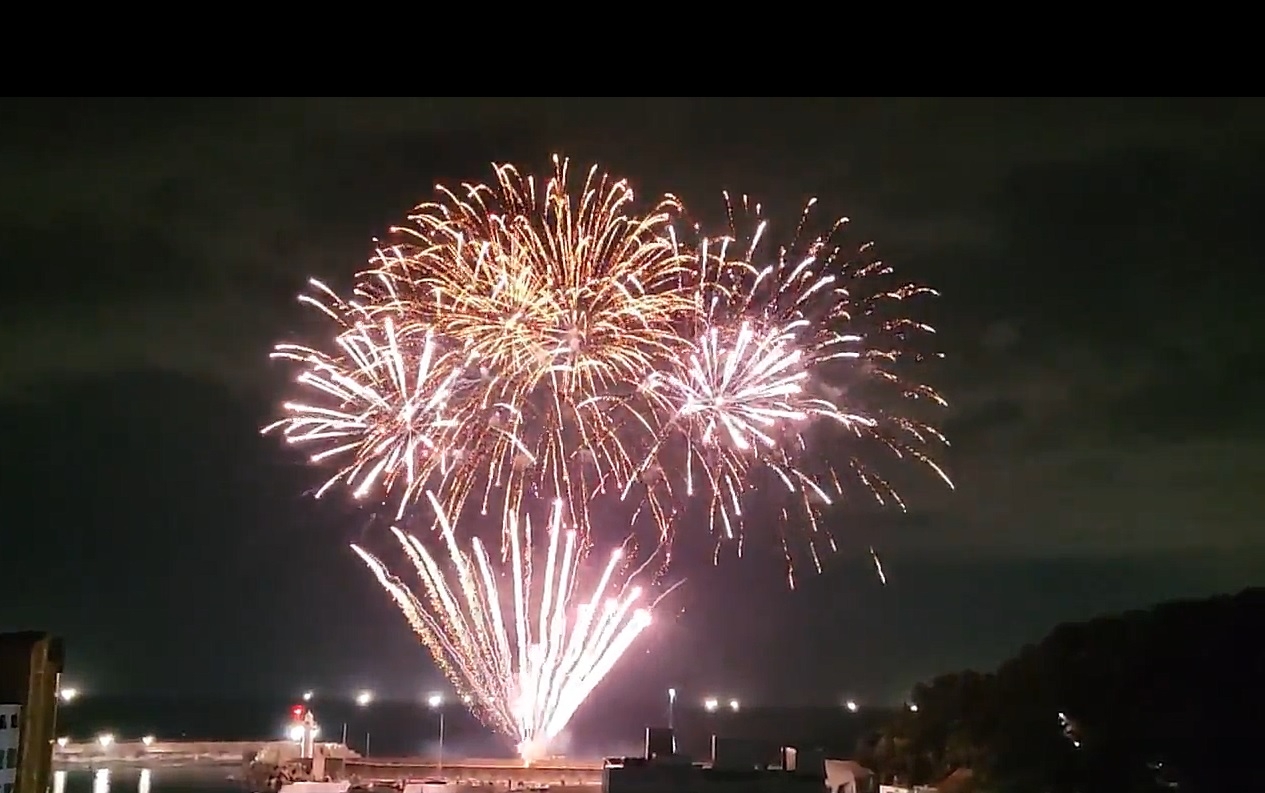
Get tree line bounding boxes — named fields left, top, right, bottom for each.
left=855, top=587, right=1265, bottom=792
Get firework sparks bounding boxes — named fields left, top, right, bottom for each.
left=352, top=493, right=670, bottom=763
left=869, top=546, right=888, bottom=585
left=370, top=155, right=699, bottom=540
left=269, top=156, right=695, bottom=538
left=266, top=160, right=951, bottom=584
left=263, top=299, right=480, bottom=509
left=628, top=195, right=953, bottom=584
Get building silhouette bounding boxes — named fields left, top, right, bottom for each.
left=0, top=633, right=64, bottom=793
left=2, top=702, right=22, bottom=793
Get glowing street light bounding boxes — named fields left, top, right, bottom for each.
left=728, top=698, right=740, bottom=712
left=97, top=733, right=114, bottom=748
left=845, top=699, right=859, bottom=713
left=302, top=690, right=314, bottom=702
left=428, top=693, right=446, bottom=771
left=342, top=690, right=373, bottom=748
left=288, top=724, right=306, bottom=742
left=57, top=737, right=69, bottom=748
left=59, top=687, right=79, bottom=703
left=703, top=697, right=719, bottom=713
left=907, top=703, right=919, bottom=713
left=142, top=735, right=155, bottom=747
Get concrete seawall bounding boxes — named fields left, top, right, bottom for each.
left=56, top=740, right=271, bottom=765
left=344, top=758, right=603, bottom=786
left=54, top=741, right=601, bottom=786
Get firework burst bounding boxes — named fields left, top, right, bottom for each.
left=270, top=156, right=696, bottom=539
left=266, top=160, right=951, bottom=583
left=352, top=493, right=669, bottom=763
left=627, top=195, right=953, bottom=584
left=265, top=307, right=479, bottom=503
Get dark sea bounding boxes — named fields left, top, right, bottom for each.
left=54, top=768, right=238, bottom=793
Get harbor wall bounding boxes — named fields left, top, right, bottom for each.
left=343, top=758, right=603, bottom=786
left=56, top=740, right=269, bottom=764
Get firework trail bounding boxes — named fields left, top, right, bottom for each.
left=352, top=493, right=670, bottom=763
left=628, top=195, right=953, bottom=584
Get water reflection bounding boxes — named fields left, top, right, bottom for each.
left=52, top=768, right=236, bottom=793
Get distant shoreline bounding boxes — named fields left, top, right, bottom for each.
left=54, top=739, right=265, bottom=770
left=56, top=757, right=243, bottom=768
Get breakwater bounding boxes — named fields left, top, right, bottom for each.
left=56, top=740, right=273, bottom=766
left=343, top=757, right=604, bottom=786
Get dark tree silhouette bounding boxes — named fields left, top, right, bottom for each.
left=860, top=588, right=1265, bottom=792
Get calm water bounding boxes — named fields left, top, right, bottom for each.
left=54, top=768, right=240, bottom=793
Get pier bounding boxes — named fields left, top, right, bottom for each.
left=341, top=757, right=603, bottom=787
left=55, top=740, right=602, bottom=786
left=57, top=739, right=265, bottom=764
left=55, top=740, right=342, bottom=766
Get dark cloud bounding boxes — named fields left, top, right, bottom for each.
left=3, top=98, right=1264, bottom=560
left=3, top=100, right=1265, bottom=703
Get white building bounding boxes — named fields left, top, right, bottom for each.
left=1, top=703, right=21, bottom=793
left=825, top=760, right=875, bottom=793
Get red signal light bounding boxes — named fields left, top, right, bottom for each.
left=291, top=705, right=306, bottom=719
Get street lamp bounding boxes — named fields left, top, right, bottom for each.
left=302, top=690, right=314, bottom=703
left=97, top=733, right=114, bottom=748
left=343, top=690, right=373, bottom=748
left=428, top=693, right=445, bottom=772
left=142, top=735, right=155, bottom=747
left=57, top=737, right=69, bottom=748
left=59, top=687, right=79, bottom=703
left=703, top=697, right=719, bottom=713
left=845, top=699, right=859, bottom=713
left=667, top=688, right=677, bottom=730
left=907, top=703, right=919, bottom=713
left=728, top=698, right=740, bottom=712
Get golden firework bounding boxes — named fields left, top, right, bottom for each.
left=272, top=157, right=697, bottom=538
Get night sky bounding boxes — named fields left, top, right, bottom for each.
left=2, top=98, right=1263, bottom=706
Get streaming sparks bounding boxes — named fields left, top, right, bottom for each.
left=352, top=495, right=668, bottom=763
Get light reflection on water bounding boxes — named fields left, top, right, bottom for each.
left=53, top=769, right=237, bottom=793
